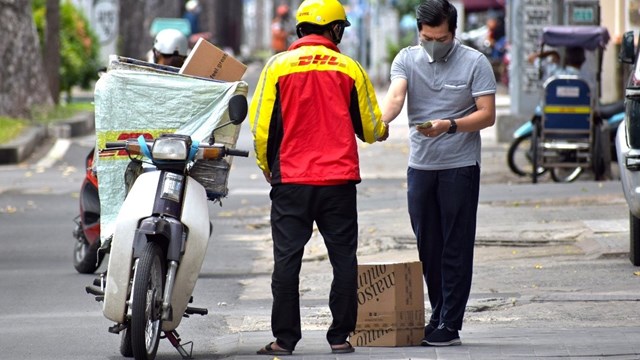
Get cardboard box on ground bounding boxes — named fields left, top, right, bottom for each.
left=179, top=38, right=247, bottom=81
left=351, top=261, right=425, bottom=347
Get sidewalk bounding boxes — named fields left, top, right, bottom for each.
left=208, top=326, right=640, bottom=359
left=4, top=74, right=638, bottom=359
left=206, top=87, right=639, bottom=359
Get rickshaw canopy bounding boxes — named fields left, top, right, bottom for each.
left=541, top=25, right=610, bottom=51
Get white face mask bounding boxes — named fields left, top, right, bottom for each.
left=421, top=40, right=454, bottom=61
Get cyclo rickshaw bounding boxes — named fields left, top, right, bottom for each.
left=528, top=25, right=614, bottom=183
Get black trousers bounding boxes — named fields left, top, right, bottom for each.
left=269, top=183, right=358, bottom=351
left=407, top=165, right=480, bottom=331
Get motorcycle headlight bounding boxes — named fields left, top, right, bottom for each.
left=152, top=138, right=189, bottom=160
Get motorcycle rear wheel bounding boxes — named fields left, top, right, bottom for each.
left=120, top=326, right=133, bottom=358
left=131, top=242, right=165, bottom=360
left=73, top=229, right=104, bottom=274
left=507, top=134, right=547, bottom=177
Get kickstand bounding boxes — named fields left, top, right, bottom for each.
left=164, top=330, right=193, bottom=359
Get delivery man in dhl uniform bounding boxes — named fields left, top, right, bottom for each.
left=249, top=0, right=388, bottom=355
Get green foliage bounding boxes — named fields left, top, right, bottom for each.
left=31, top=102, right=95, bottom=124
left=394, top=0, right=422, bottom=17
left=386, top=30, right=417, bottom=63
left=385, top=0, right=421, bottom=63
left=32, top=0, right=100, bottom=97
left=0, top=118, right=26, bottom=145
left=0, top=102, right=94, bottom=143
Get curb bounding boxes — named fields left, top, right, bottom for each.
left=0, top=111, right=94, bottom=165
left=0, top=125, right=46, bottom=165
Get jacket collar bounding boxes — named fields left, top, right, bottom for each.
left=289, top=34, right=341, bottom=53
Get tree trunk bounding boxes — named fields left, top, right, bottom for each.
left=118, top=0, right=181, bottom=61
left=0, top=0, right=53, bottom=119
left=44, top=0, right=60, bottom=105
left=208, top=0, right=243, bottom=55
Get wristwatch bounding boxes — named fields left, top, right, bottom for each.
left=446, top=118, right=457, bottom=134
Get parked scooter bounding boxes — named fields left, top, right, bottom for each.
left=85, top=95, right=248, bottom=360
left=73, top=148, right=105, bottom=274
left=507, top=101, right=624, bottom=182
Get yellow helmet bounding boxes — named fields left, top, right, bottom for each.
left=295, top=0, right=351, bottom=27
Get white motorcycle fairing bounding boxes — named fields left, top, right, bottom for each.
left=102, top=171, right=211, bottom=331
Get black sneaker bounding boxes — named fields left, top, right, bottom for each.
left=423, top=324, right=461, bottom=346
left=420, top=323, right=438, bottom=346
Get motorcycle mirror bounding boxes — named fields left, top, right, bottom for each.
left=208, top=95, right=249, bottom=145
left=228, top=94, right=248, bottom=125
left=619, top=31, right=636, bottom=64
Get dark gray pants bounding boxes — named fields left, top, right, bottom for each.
left=407, top=165, right=480, bottom=330
left=269, top=183, right=358, bottom=351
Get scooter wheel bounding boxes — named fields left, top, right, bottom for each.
left=73, top=234, right=104, bottom=274
left=130, top=242, right=165, bottom=360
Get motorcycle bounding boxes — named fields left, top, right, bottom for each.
left=507, top=101, right=624, bottom=182
left=73, top=148, right=105, bottom=274
left=85, top=94, right=248, bottom=360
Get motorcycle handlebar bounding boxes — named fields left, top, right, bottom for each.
left=105, top=141, right=126, bottom=148
left=225, top=148, right=250, bottom=158
left=103, top=140, right=249, bottom=159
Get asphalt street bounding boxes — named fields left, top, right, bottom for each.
left=0, top=62, right=639, bottom=359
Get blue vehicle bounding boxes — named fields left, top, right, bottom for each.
left=508, top=103, right=624, bottom=182
left=506, top=25, right=622, bottom=183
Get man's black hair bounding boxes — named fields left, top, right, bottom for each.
left=296, top=22, right=326, bottom=38
left=416, top=0, right=457, bottom=35
left=296, top=20, right=347, bottom=44
left=565, top=46, right=586, bottom=68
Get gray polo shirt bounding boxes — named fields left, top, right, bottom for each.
left=390, top=40, right=496, bottom=170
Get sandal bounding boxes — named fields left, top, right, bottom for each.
left=330, top=341, right=355, bottom=354
left=256, top=341, right=293, bottom=356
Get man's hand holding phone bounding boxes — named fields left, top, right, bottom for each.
left=416, top=120, right=433, bottom=129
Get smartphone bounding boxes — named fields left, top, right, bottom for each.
left=416, top=121, right=433, bottom=129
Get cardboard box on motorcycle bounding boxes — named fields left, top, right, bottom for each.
left=97, top=51, right=247, bottom=331
left=179, top=37, right=247, bottom=82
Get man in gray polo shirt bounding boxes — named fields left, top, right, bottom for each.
left=381, top=0, right=496, bottom=347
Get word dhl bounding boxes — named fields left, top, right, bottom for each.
left=357, top=265, right=395, bottom=305
left=295, top=54, right=346, bottom=67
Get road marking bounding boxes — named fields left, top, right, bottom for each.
left=228, top=188, right=270, bottom=195
left=0, top=311, right=103, bottom=321
left=36, top=139, right=71, bottom=168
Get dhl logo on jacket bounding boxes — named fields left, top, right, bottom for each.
left=249, top=35, right=385, bottom=185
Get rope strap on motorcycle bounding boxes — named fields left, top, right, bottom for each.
left=189, top=140, right=200, bottom=161
left=138, top=135, right=153, bottom=159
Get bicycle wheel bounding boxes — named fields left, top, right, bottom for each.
left=550, top=167, right=583, bottom=183
left=507, top=134, right=547, bottom=177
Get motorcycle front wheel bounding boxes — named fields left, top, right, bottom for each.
left=131, top=242, right=165, bottom=360
left=507, top=134, right=547, bottom=177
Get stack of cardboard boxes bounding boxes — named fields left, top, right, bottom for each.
left=351, top=261, right=425, bottom=347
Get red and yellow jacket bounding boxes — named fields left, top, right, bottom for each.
left=249, top=35, right=384, bottom=185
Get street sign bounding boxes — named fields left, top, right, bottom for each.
left=564, top=0, right=600, bottom=26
